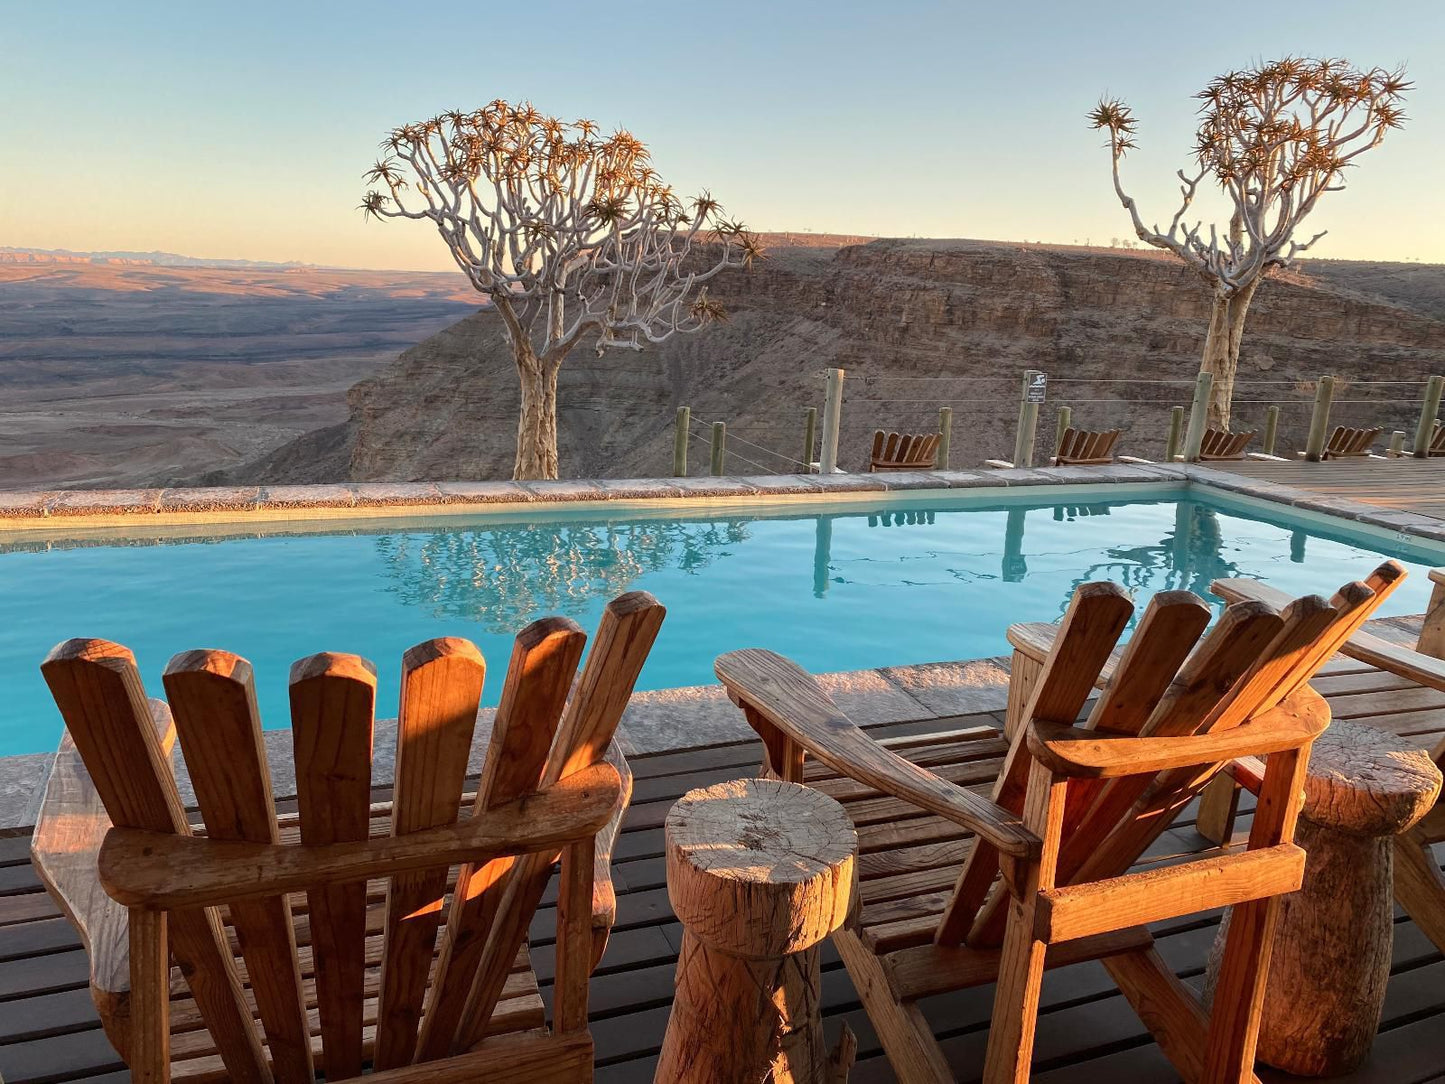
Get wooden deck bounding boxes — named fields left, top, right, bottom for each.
left=3, top=656, right=1445, bottom=1083
left=1213, top=455, right=1445, bottom=520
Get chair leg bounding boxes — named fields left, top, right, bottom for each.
left=1394, top=829, right=1445, bottom=954
left=980, top=896, right=1047, bottom=1084
left=1197, top=775, right=1241, bottom=847
left=1200, top=896, right=1284, bottom=1084
left=832, top=929, right=951, bottom=1084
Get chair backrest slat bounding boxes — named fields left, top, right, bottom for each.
left=1199, top=429, right=1254, bottom=460
left=40, top=641, right=271, bottom=1083
left=452, top=591, right=666, bottom=1051
left=290, top=652, right=377, bottom=1082
left=373, top=638, right=485, bottom=1070
left=416, top=617, right=586, bottom=1061
left=869, top=430, right=941, bottom=471
left=164, top=652, right=314, bottom=1083
left=1054, top=428, right=1120, bottom=465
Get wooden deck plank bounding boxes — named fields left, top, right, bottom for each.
left=1214, top=456, right=1445, bottom=520
left=2, top=711, right=1442, bottom=1083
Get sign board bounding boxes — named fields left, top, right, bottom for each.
left=1025, top=371, right=1048, bottom=404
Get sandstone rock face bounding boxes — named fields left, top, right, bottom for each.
left=236, top=239, right=1445, bottom=482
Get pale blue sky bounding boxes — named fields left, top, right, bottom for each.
left=3, top=0, right=1441, bottom=269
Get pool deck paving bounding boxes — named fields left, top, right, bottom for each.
left=3, top=460, right=1445, bottom=1080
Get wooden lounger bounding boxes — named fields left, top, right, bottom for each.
left=870, top=430, right=941, bottom=472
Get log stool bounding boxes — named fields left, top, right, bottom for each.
left=1208, top=720, right=1441, bottom=1076
left=656, top=778, right=857, bottom=1084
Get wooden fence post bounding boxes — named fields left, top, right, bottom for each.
left=937, top=407, right=953, bottom=470
left=800, top=407, right=817, bottom=473
left=819, top=368, right=844, bottom=473
left=1304, top=376, right=1336, bottom=462
left=1414, top=375, right=1443, bottom=458
left=674, top=406, right=691, bottom=477
left=1013, top=369, right=1043, bottom=468
left=1182, top=371, right=1212, bottom=461
left=710, top=422, right=727, bottom=477
left=1053, top=406, right=1072, bottom=458
left=1389, top=430, right=1406, bottom=458
left=1263, top=405, right=1280, bottom=456
left=1164, top=406, right=1185, bottom=461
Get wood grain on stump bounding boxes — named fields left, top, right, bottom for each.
left=657, top=778, right=857, bottom=1084
left=1209, top=720, right=1441, bottom=1077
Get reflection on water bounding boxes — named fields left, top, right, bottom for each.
left=373, top=520, right=750, bottom=632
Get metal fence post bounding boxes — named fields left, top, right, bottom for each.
left=820, top=368, right=844, bottom=473
left=800, top=407, right=818, bottom=473
left=1164, top=406, right=1185, bottom=461
left=1013, top=369, right=1043, bottom=468
left=1414, top=375, right=1443, bottom=458
left=710, top=421, right=726, bottom=476
left=937, top=407, right=953, bottom=470
left=1304, top=376, right=1336, bottom=462
left=673, top=406, right=690, bottom=477
left=1263, top=405, right=1280, bottom=456
left=1182, top=371, right=1212, bottom=462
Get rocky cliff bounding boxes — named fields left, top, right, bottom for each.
left=218, top=239, right=1445, bottom=483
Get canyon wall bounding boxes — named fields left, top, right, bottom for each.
left=220, top=239, right=1445, bottom=483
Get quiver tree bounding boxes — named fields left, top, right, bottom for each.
left=364, top=101, right=760, bottom=479
left=1090, top=59, right=1408, bottom=427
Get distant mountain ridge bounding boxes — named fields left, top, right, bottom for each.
left=0, top=247, right=314, bottom=271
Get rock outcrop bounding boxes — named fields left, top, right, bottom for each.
left=228, top=239, right=1445, bottom=482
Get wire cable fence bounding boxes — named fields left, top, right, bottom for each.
left=660, top=369, right=1441, bottom=477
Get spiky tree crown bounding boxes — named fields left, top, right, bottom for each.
left=362, top=100, right=761, bottom=360
left=1089, top=59, right=1409, bottom=291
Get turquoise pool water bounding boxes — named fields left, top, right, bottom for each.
left=2, top=489, right=1441, bottom=756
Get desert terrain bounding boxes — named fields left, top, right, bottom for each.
left=3, top=240, right=1444, bottom=489
left=0, top=259, right=477, bottom=489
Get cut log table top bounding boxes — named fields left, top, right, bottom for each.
left=1301, top=720, right=1441, bottom=836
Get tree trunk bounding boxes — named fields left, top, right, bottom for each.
left=513, top=351, right=560, bottom=480
left=1199, top=279, right=1260, bottom=429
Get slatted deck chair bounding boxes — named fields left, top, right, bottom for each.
left=870, top=430, right=942, bottom=472
left=1188, top=570, right=1445, bottom=955
left=1199, top=428, right=1256, bottom=461
left=1053, top=426, right=1121, bottom=465
left=716, top=568, right=1394, bottom=1084
left=30, top=591, right=664, bottom=1084
left=1321, top=425, right=1383, bottom=459
left=1426, top=426, right=1445, bottom=457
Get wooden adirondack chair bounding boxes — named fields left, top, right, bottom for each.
left=715, top=567, right=1395, bottom=1084
left=870, top=431, right=941, bottom=472
left=1053, top=427, right=1121, bottom=465
left=1194, top=570, right=1445, bottom=956
left=1426, top=426, right=1445, bottom=457
left=30, top=591, right=665, bottom=1084
left=1321, top=425, right=1383, bottom=459
left=1199, top=429, right=1256, bottom=461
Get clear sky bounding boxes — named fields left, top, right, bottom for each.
left=4, top=0, right=1442, bottom=270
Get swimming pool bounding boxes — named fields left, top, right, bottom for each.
left=2, top=487, right=1440, bottom=756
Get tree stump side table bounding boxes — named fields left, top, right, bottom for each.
left=1207, top=719, right=1441, bottom=1077
left=656, top=778, right=858, bottom=1084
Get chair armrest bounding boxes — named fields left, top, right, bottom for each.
left=590, top=740, right=633, bottom=970
left=1006, top=622, right=1122, bottom=689
left=982, top=459, right=1015, bottom=470
left=1116, top=455, right=1155, bottom=465
left=30, top=698, right=174, bottom=1059
left=1026, top=687, right=1328, bottom=779
left=714, top=649, right=1038, bottom=857
left=1246, top=452, right=1289, bottom=462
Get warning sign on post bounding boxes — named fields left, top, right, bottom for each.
left=1025, top=371, right=1048, bottom=404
